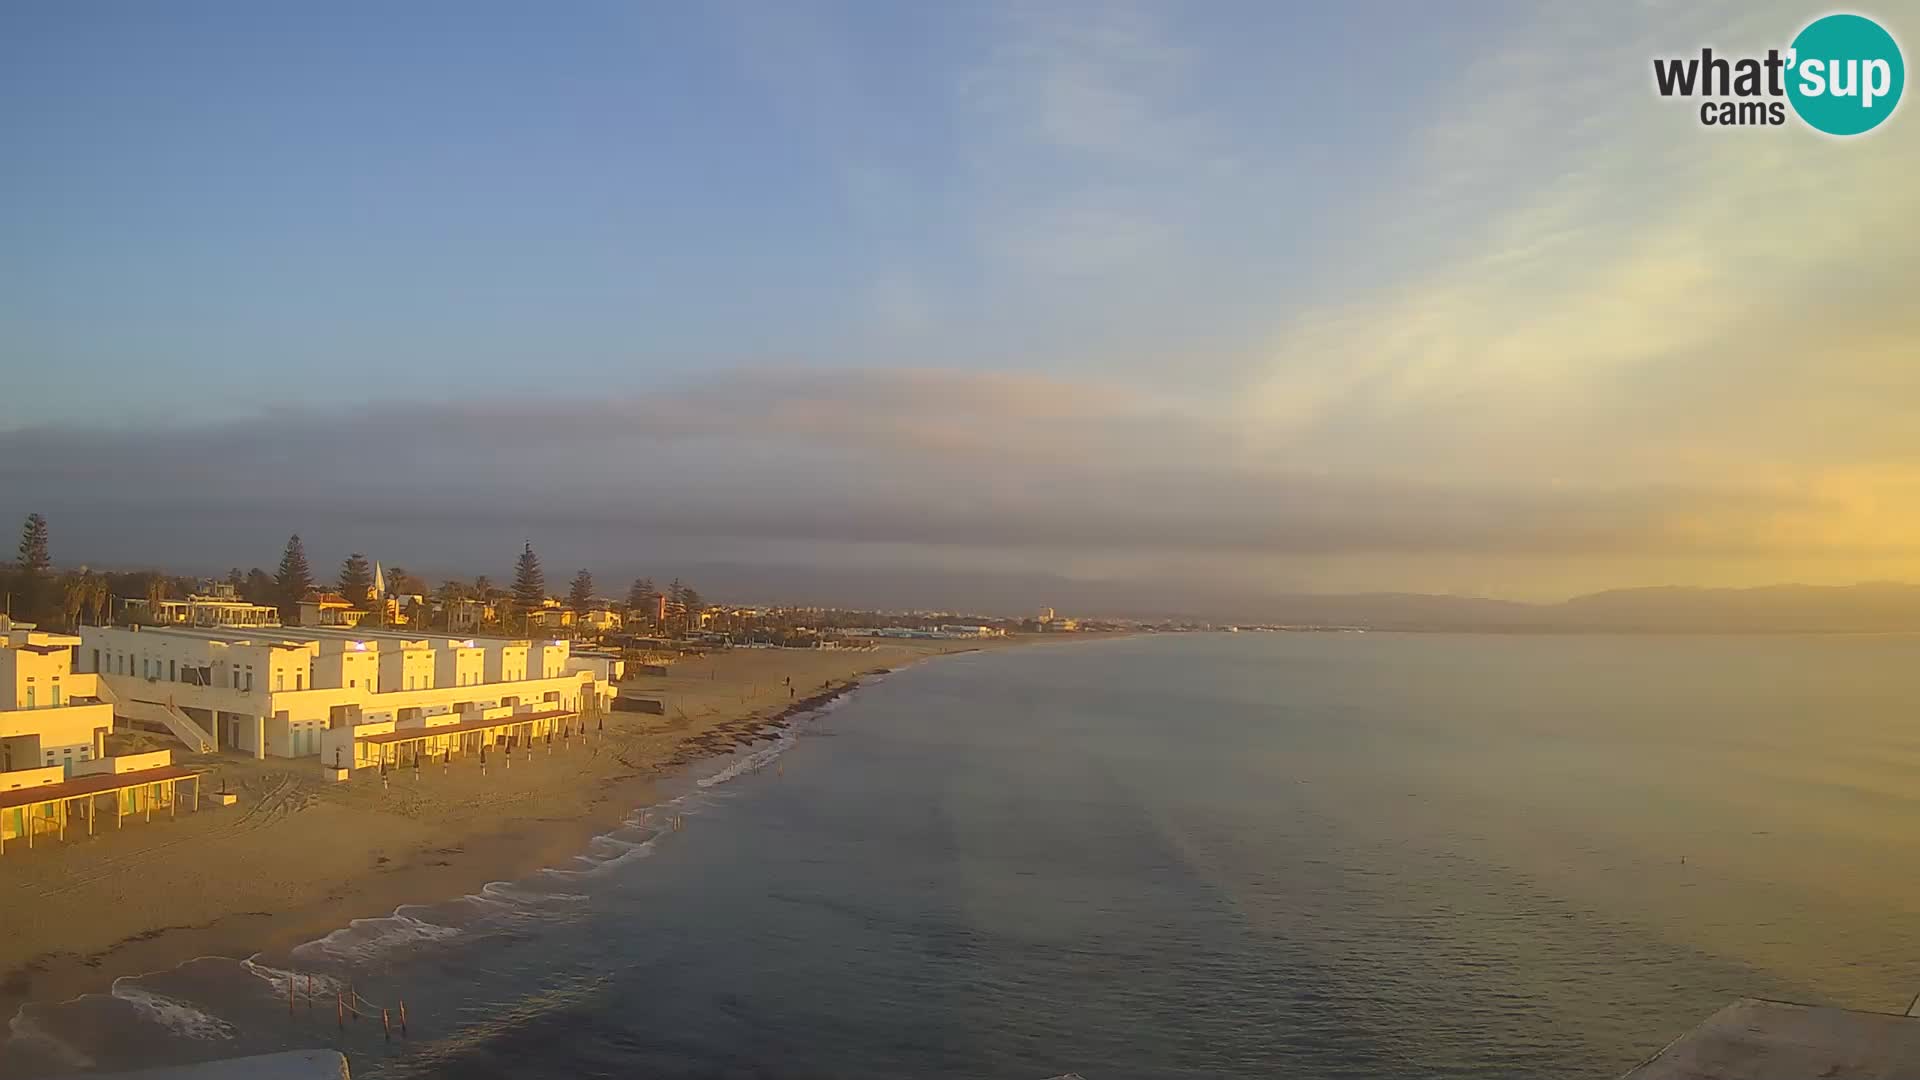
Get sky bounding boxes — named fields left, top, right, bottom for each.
left=3, top=0, right=1918, bottom=612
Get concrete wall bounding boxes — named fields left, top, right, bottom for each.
left=482, top=643, right=528, bottom=683
left=312, top=649, right=378, bottom=692
left=379, top=648, right=436, bottom=692
left=72, top=749, right=172, bottom=777
left=434, top=645, right=485, bottom=688
left=0, top=702, right=112, bottom=773
left=566, top=653, right=625, bottom=682
left=1, top=764, right=66, bottom=790
left=528, top=641, right=571, bottom=680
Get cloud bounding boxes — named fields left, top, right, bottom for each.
left=1, top=367, right=1891, bottom=589
left=1244, top=0, right=1920, bottom=497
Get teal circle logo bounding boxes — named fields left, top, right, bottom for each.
left=1787, top=14, right=1905, bottom=135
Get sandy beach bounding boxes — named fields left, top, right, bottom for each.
left=0, top=639, right=1015, bottom=1021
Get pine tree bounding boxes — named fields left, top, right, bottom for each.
left=17, top=513, right=50, bottom=575
left=12, top=513, right=52, bottom=621
left=567, top=570, right=595, bottom=612
left=275, top=534, right=315, bottom=612
left=665, top=578, right=687, bottom=631
left=512, top=543, right=546, bottom=608
left=338, top=553, right=374, bottom=604
left=626, top=577, right=657, bottom=617
left=681, top=587, right=704, bottom=630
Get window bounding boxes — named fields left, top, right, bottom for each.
left=276, top=673, right=284, bottom=691
left=296, top=672, right=304, bottom=690
left=169, top=659, right=176, bottom=681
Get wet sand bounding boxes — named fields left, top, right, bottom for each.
left=0, top=640, right=1019, bottom=1020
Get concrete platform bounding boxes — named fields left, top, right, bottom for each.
left=1623, top=998, right=1920, bottom=1079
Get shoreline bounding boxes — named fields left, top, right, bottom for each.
left=0, top=638, right=1054, bottom=1024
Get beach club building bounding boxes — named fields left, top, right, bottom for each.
left=2, top=622, right=113, bottom=775
left=79, top=624, right=620, bottom=761
left=2, top=618, right=204, bottom=853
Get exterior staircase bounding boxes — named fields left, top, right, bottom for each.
left=95, top=679, right=216, bottom=754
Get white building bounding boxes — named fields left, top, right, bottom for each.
left=124, top=584, right=281, bottom=629
left=2, top=620, right=114, bottom=777
left=80, top=624, right=619, bottom=761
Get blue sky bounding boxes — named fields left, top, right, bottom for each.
left=1, top=1, right=1488, bottom=416
left=3, top=1, right=1918, bottom=609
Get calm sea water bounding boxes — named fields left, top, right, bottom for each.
left=10, top=632, right=1920, bottom=1078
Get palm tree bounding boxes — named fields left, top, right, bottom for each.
left=61, top=572, right=87, bottom=630
left=92, top=575, right=112, bottom=626
left=144, top=577, right=170, bottom=624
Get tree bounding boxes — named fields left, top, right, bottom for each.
left=430, top=579, right=469, bottom=633
left=567, top=570, right=595, bottom=612
left=89, top=576, right=111, bottom=626
left=61, top=572, right=89, bottom=630
left=473, top=575, right=495, bottom=599
left=665, top=578, right=687, bottom=632
left=16, top=513, right=50, bottom=576
left=225, top=567, right=245, bottom=591
left=627, top=578, right=658, bottom=621
left=275, top=534, right=315, bottom=615
left=681, top=587, right=705, bottom=631
left=242, top=567, right=275, bottom=605
left=512, top=543, right=546, bottom=608
left=387, top=566, right=423, bottom=597
left=338, top=553, right=374, bottom=604
left=142, top=577, right=170, bottom=624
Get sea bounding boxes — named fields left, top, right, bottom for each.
left=7, top=631, right=1920, bottom=1079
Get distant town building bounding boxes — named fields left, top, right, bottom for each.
left=448, top=598, right=494, bottom=634
left=525, top=605, right=576, bottom=631
left=297, top=592, right=367, bottom=628
left=127, top=584, right=281, bottom=630
left=578, top=604, right=622, bottom=633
